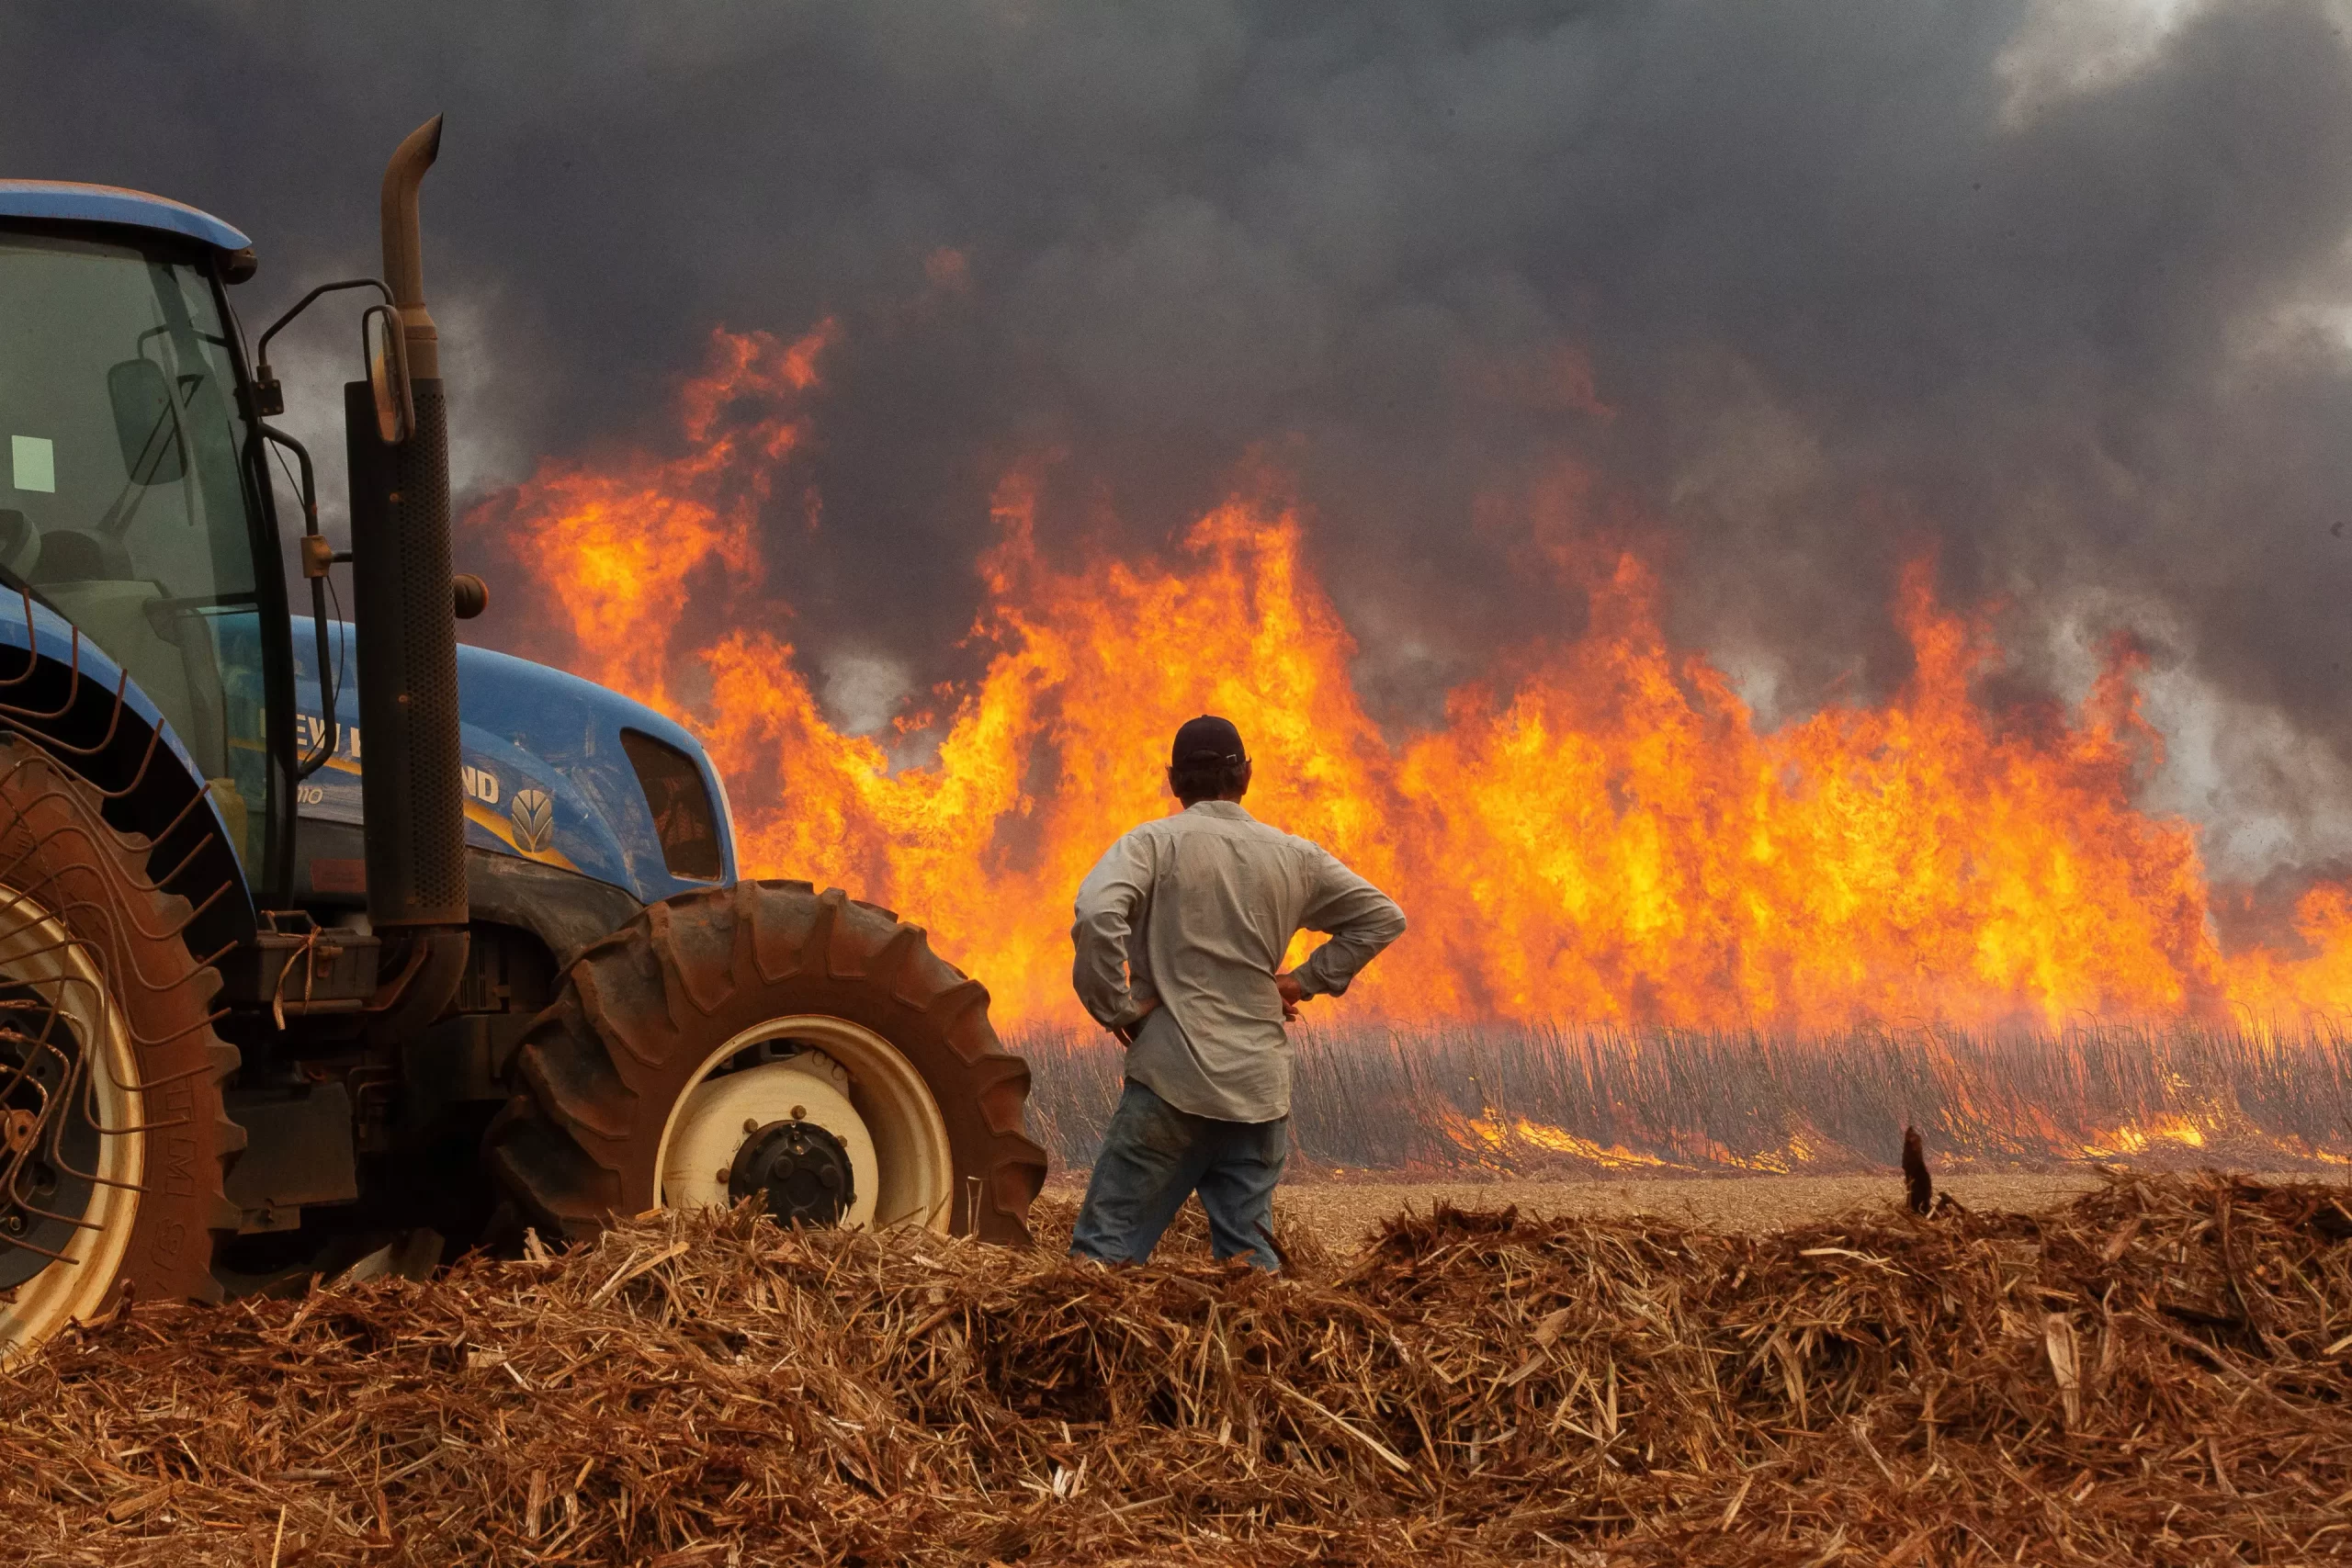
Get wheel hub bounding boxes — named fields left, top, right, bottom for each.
left=728, top=1117, right=856, bottom=1226
left=657, top=1021, right=955, bottom=1234
left=0, top=860, right=150, bottom=1366
left=0, top=981, right=97, bottom=1292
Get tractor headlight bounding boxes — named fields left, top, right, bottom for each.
left=618, top=728, right=725, bottom=882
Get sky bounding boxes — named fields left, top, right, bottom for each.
left=8, top=0, right=2352, bottom=881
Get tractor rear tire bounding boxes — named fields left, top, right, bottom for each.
left=484, top=881, right=1047, bottom=1245
left=0, top=739, right=241, bottom=1363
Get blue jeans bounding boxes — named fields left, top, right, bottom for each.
left=1070, top=1080, right=1288, bottom=1269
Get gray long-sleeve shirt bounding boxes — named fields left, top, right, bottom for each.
left=1070, top=801, right=1407, bottom=1122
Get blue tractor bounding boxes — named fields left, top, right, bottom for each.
left=0, top=120, right=1046, bottom=1359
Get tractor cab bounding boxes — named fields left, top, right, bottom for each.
left=0, top=187, right=283, bottom=878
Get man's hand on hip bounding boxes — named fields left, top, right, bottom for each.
left=1113, top=997, right=1160, bottom=1045
left=1275, top=971, right=1307, bottom=1021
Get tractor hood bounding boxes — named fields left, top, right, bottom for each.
left=293, top=626, right=738, bottom=909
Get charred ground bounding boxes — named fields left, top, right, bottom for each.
left=5, top=1173, right=2350, bottom=1564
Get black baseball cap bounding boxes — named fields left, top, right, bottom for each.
left=1170, top=714, right=1247, bottom=767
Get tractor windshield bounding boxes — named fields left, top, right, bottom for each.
left=0, top=230, right=275, bottom=871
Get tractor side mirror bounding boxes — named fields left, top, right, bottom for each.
left=106, top=358, right=187, bottom=484
left=361, top=304, right=414, bottom=446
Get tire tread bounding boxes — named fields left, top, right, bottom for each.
left=487, top=882, right=1046, bottom=1244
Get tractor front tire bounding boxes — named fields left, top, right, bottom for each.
left=0, top=739, right=241, bottom=1363
left=484, top=881, right=1046, bottom=1245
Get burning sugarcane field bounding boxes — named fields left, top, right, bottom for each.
left=11, top=2, right=2352, bottom=1564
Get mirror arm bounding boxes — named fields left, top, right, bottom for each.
left=249, top=276, right=396, bottom=419
left=260, top=424, right=348, bottom=781
left=257, top=424, right=317, bottom=536
left=294, top=570, right=341, bottom=782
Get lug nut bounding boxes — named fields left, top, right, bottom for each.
left=790, top=1105, right=806, bottom=1121
left=742, top=1118, right=759, bottom=1134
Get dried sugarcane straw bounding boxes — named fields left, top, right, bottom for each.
left=4, top=1171, right=2350, bottom=1564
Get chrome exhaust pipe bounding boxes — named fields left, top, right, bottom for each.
left=379, top=115, right=441, bottom=379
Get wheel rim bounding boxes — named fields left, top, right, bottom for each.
left=0, top=881, right=142, bottom=1362
left=654, top=1014, right=955, bottom=1234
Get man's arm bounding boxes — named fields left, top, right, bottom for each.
left=1287, top=847, right=1407, bottom=1000
left=1070, top=829, right=1159, bottom=1038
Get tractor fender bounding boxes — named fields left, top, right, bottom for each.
left=0, top=590, right=254, bottom=953
left=466, top=845, right=645, bottom=971
left=293, top=813, right=640, bottom=971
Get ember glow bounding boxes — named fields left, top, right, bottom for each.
left=475, top=326, right=2352, bottom=1033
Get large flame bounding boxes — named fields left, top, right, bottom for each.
left=473, top=325, right=2352, bottom=1032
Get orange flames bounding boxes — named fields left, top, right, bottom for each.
left=474, top=325, right=2352, bottom=1032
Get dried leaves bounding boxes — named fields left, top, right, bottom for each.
left=3, top=1173, right=2351, bottom=1564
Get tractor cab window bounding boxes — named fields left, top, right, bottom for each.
left=0, top=231, right=272, bottom=869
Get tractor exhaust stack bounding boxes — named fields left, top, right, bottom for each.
left=346, top=115, right=468, bottom=1020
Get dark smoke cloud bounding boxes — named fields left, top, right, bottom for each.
left=7, top=1, right=2352, bottom=868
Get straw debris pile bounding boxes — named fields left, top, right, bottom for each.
left=4, top=1172, right=2350, bottom=1564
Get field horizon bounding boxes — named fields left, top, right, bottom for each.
left=1015, top=1019, right=2352, bottom=1179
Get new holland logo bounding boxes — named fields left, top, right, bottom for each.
left=510, top=787, right=554, bottom=853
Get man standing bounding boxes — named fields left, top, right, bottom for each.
left=1069, top=716, right=1407, bottom=1269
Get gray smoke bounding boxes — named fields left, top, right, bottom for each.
left=6, top=1, right=2352, bottom=878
